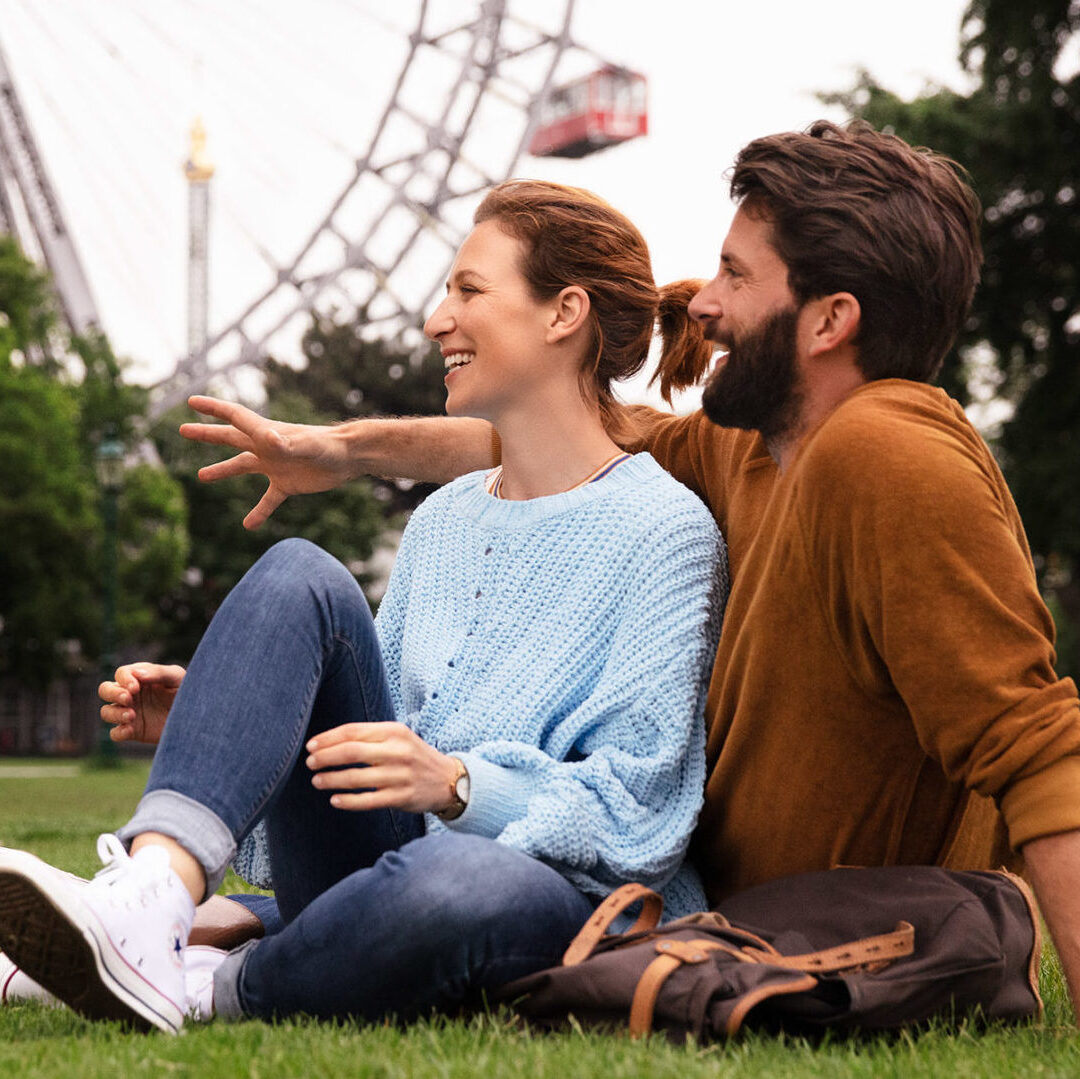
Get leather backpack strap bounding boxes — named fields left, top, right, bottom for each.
left=724, top=973, right=820, bottom=1036
left=629, top=938, right=724, bottom=1038
left=562, top=883, right=663, bottom=967
left=742, top=921, right=915, bottom=973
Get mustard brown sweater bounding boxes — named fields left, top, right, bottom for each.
left=629, top=379, right=1080, bottom=904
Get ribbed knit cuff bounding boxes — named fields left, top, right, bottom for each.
left=443, top=753, right=541, bottom=838
left=1001, top=753, right=1080, bottom=849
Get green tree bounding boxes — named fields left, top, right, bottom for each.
left=824, top=0, right=1080, bottom=677
left=71, top=330, right=189, bottom=659
left=0, top=352, right=98, bottom=687
left=73, top=329, right=149, bottom=455
left=115, top=462, right=189, bottom=647
left=0, top=236, right=189, bottom=684
left=0, top=234, right=56, bottom=365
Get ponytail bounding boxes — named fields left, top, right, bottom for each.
left=649, top=279, right=713, bottom=404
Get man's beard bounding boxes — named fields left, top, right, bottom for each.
left=700, top=306, right=803, bottom=444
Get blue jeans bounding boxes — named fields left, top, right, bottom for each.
left=117, top=539, right=594, bottom=1021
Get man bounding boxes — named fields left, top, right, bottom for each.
left=179, top=120, right=1080, bottom=1013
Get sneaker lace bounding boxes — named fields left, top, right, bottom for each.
left=94, top=833, right=129, bottom=877
left=91, top=833, right=175, bottom=910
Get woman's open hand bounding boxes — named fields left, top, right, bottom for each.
left=98, top=663, right=186, bottom=744
left=305, top=722, right=459, bottom=815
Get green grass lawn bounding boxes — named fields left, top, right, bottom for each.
left=1, top=759, right=1077, bottom=1077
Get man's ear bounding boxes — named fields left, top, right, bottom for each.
left=805, top=292, right=860, bottom=357
left=547, top=285, right=591, bottom=344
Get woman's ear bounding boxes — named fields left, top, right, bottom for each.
left=547, top=286, right=591, bottom=344
left=804, top=292, right=860, bottom=357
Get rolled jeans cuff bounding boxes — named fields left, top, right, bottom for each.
left=212, top=939, right=258, bottom=1020
left=115, top=788, right=237, bottom=897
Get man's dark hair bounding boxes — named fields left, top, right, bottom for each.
left=729, top=120, right=983, bottom=383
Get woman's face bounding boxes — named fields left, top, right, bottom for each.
left=424, top=220, right=555, bottom=421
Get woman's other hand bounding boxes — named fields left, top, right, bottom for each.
left=98, top=663, right=186, bottom=744
left=305, top=722, right=459, bottom=814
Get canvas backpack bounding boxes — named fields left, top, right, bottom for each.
left=498, top=865, right=1042, bottom=1040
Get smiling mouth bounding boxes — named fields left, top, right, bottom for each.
left=444, top=352, right=475, bottom=371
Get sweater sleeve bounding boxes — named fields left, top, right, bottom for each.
left=800, top=407, right=1080, bottom=850
left=438, top=507, right=727, bottom=898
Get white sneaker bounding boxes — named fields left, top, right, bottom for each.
left=1, top=950, right=60, bottom=1006
left=0, top=835, right=195, bottom=1033
left=0, top=857, right=87, bottom=1008
left=183, top=944, right=226, bottom=1022
left=0, top=944, right=227, bottom=1018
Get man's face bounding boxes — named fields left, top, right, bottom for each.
left=690, top=206, right=804, bottom=442
left=700, top=306, right=802, bottom=443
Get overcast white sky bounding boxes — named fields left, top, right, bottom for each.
left=0, top=0, right=975, bottom=406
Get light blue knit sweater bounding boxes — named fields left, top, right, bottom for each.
left=235, top=453, right=727, bottom=919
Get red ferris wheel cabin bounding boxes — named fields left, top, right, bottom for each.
left=528, top=66, right=648, bottom=159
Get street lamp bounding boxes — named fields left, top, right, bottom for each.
left=93, top=432, right=124, bottom=765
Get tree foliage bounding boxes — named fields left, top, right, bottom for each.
left=0, top=353, right=98, bottom=687
left=2, top=228, right=450, bottom=679
left=824, top=0, right=1080, bottom=676
left=115, top=463, right=189, bottom=647
left=72, top=330, right=149, bottom=455
left=0, top=234, right=56, bottom=362
left=0, top=237, right=188, bottom=685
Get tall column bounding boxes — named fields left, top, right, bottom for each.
left=184, top=117, right=214, bottom=361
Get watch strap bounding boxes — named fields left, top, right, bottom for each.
left=436, top=756, right=469, bottom=821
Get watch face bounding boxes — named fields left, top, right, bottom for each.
left=455, top=772, right=470, bottom=804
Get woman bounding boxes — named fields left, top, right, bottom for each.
left=0, top=180, right=726, bottom=1033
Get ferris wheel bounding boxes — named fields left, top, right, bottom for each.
left=146, top=0, right=644, bottom=421
left=0, top=1, right=648, bottom=420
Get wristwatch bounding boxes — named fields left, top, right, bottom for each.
left=436, top=757, right=470, bottom=821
